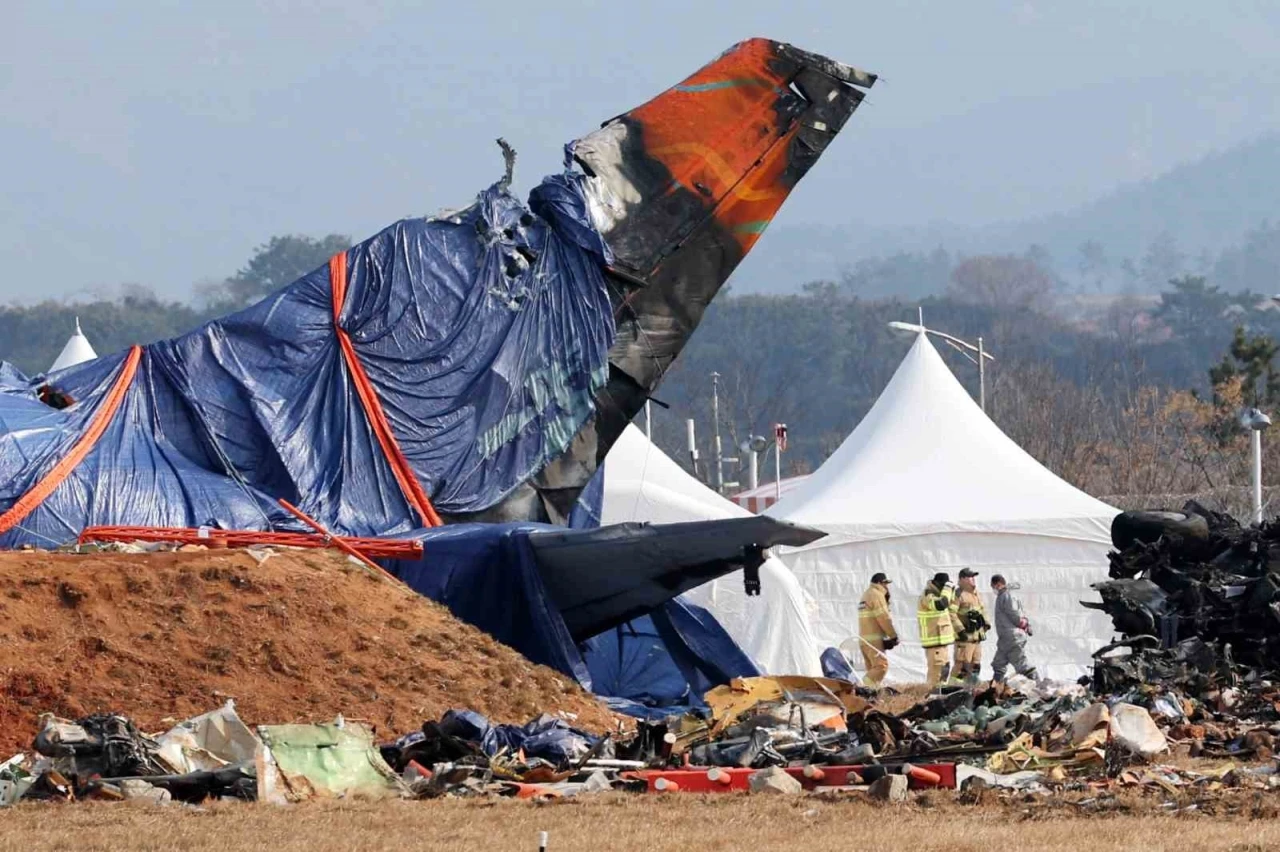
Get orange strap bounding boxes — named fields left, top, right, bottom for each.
left=277, top=498, right=406, bottom=586
left=330, top=253, right=442, bottom=527
left=0, top=345, right=142, bottom=536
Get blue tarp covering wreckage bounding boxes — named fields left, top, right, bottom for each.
left=0, top=174, right=614, bottom=548
left=384, top=477, right=763, bottom=717
left=0, top=38, right=873, bottom=709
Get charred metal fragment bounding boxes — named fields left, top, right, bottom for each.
left=1088, top=501, right=1280, bottom=688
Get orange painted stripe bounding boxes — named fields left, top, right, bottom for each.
left=0, top=345, right=142, bottom=536
left=649, top=142, right=788, bottom=203
left=329, top=253, right=442, bottom=528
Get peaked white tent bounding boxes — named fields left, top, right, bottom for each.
left=769, top=333, right=1119, bottom=682
left=600, top=424, right=822, bottom=676
left=730, top=475, right=809, bottom=514
left=49, top=318, right=98, bottom=373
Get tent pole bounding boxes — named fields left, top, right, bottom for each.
left=978, top=336, right=986, bottom=414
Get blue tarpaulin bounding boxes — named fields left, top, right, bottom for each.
left=390, top=708, right=598, bottom=767
left=385, top=522, right=592, bottom=686
left=437, top=709, right=597, bottom=765
left=382, top=509, right=760, bottom=717
left=571, top=463, right=759, bottom=717
left=0, top=174, right=614, bottom=547
left=582, top=601, right=760, bottom=718
left=820, top=646, right=856, bottom=681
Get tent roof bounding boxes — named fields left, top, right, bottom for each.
left=49, top=318, right=98, bottom=373
left=601, top=425, right=745, bottom=525
left=599, top=424, right=822, bottom=677
left=770, top=332, right=1117, bottom=542
left=730, top=475, right=809, bottom=513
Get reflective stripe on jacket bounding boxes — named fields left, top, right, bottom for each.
left=917, top=583, right=956, bottom=648
left=859, top=584, right=896, bottom=641
left=953, top=589, right=988, bottom=643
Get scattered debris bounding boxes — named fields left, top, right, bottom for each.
left=748, top=766, right=802, bottom=796
left=257, top=721, right=406, bottom=803
left=868, top=773, right=908, bottom=803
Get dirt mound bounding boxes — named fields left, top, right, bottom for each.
left=0, top=549, right=614, bottom=756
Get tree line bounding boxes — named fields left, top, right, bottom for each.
left=4, top=231, right=1280, bottom=513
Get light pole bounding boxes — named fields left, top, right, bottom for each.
left=738, top=435, right=769, bottom=491
left=888, top=318, right=995, bottom=413
left=711, top=372, right=724, bottom=493
left=1242, top=407, right=1272, bottom=526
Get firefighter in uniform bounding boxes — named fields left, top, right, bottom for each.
left=950, top=568, right=990, bottom=684
left=917, top=572, right=965, bottom=687
left=857, top=573, right=898, bottom=687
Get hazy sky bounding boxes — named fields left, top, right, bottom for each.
left=5, top=0, right=1280, bottom=301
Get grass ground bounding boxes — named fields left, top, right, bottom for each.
left=4, top=793, right=1280, bottom=852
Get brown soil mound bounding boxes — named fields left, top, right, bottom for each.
left=0, top=549, right=614, bottom=756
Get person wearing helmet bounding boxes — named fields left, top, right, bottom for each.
left=917, top=572, right=964, bottom=686
left=858, top=572, right=898, bottom=687
left=951, top=568, right=990, bottom=685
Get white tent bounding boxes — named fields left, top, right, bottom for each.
left=730, top=475, right=809, bottom=514
left=768, top=333, right=1119, bottom=682
left=49, top=318, right=98, bottom=373
left=600, top=424, right=822, bottom=676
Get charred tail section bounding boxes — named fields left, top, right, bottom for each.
left=511, top=39, right=875, bottom=522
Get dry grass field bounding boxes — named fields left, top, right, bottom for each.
left=4, top=793, right=1280, bottom=852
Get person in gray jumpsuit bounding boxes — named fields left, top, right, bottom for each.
left=990, top=574, right=1039, bottom=682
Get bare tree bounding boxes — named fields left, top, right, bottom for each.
left=949, top=254, right=1056, bottom=313
left=990, top=361, right=1109, bottom=491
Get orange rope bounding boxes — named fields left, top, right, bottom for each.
left=78, top=525, right=423, bottom=560
left=277, top=498, right=406, bottom=585
left=0, top=346, right=142, bottom=536
left=329, top=253, right=442, bottom=527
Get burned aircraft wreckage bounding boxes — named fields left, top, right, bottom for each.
left=0, top=41, right=873, bottom=642
left=1088, top=504, right=1280, bottom=690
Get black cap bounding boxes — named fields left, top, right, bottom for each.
left=871, top=572, right=891, bottom=585
left=990, top=574, right=1006, bottom=586
left=931, top=572, right=950, bottom=588
left=959, top=568, right=978, bottom=579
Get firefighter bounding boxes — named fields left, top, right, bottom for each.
left=917, top=572, right=965, bottom=686
left=951, top=568, right=990, bottom=684
left=857, top=573, right=898, bottom=687
left=991, top=574, right=1039, bottom=683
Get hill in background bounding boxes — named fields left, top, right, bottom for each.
left=734, top=134, right=1280, bottom=296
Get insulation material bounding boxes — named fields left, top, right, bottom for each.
left=256, top=721, right=406, bottom=803
left=1109, top=703, right=1168, bottom=757
left=154, top=701, right=260, bottom=775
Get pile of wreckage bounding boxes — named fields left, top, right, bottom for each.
left=13, top=504, right=1280, bottom=808
left=1089, top=503, right=1280, bottom=693
left=10, top=668, right=1280, bottom=808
